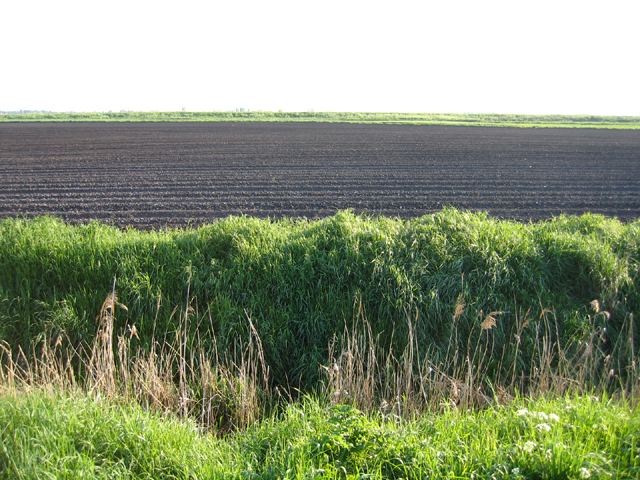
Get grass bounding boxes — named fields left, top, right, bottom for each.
left=1, top=209, right=638, bottom=393
left=1, top=209, right=639, bottom=478
left=2, top=111, right=640, bottom=128
left=1, top=389, right=638, bottom=479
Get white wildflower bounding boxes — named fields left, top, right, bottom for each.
left=549, top=413, right=559, bottom=422
left=535, top=423, right=551, bottom=432
left=516, top=409, right=528, bottom=416
left=578, top=467, right=591, bottom=479
left=522, top=441, right=537, bottom=452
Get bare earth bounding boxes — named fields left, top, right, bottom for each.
left=1, top=122, right=639, bottom=229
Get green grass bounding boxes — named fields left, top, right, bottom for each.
left=1, top=389, right=638, bottom=479
left=1, top=209, right=639, bottom=478
left=1, top=209, right=638, bottom=394
left=2, top=111, right=640, bottom=128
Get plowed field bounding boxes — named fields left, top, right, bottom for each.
left=1, top=122, right=639, bottom=228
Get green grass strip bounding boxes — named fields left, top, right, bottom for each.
left=2, top=111, right=640, bottom=128
left=0, top=390, right=638, bottom=479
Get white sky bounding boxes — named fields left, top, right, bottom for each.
left=1, top=0, right=639, bottom=115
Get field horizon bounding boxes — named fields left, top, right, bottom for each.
left=2, top=110, right=640, bottom=129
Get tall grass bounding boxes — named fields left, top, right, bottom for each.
left=1, top=209, right=638, bottom=396
left=0, top=285, right=270, bottom=433
left=1, top=209, right=638, bottom=417
left=322, top=297, right=639, bottom=418
left=2, top=294, right=639, bottom=476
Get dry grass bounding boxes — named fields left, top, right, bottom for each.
left=321, top=298, right=640, bottom=418
left=1, top=286, right=638, bottom=432
left=0, top=286, right=271, bottom=434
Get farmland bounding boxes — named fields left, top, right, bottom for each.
left=1, top=120, right=640, bottom=478
left=1, top=122, right=639, bottom=228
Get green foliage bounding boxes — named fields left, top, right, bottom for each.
left=0, top=210, right=639, bottom=391
left=0, top=391, right=222, bottom=479
left=1, top=390, right=638, bottom=479
left=2, top=110, right=640, bottom=128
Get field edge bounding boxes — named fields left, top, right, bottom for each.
left=2, top=111, right=640, bottom=129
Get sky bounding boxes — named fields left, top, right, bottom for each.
left=1, top=0, right=639, bottom=115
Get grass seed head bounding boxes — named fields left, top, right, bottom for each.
left=453, top=297, right=465, bottom=323
left=481, top=311, right=505, bottom=330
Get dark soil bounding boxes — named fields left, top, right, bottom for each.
left=1, top=122, right=639, bottom=229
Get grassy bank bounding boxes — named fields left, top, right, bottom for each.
left=1, top=209, right=638, bottom=396
left=1, top=209, right=639, bottom=478
left=2, top=111, right=640, bottom=128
